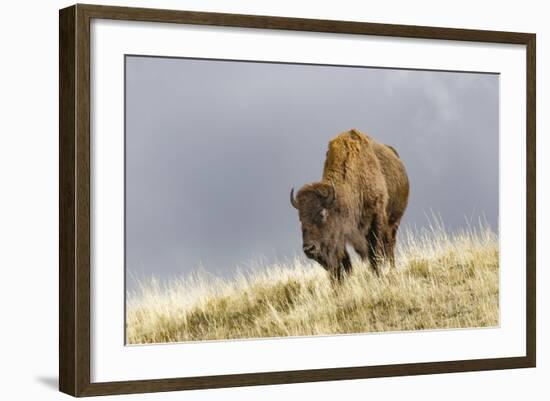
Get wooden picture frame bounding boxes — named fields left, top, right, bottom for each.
left=59, top=3, right=536, bottom=397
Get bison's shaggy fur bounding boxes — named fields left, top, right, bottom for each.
left=291, top=129, right=409, bottom=279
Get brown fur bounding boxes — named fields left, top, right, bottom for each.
left=291, top=129, right=409, bottom=280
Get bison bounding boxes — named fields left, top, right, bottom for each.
left=290, top=129, right=409, bottom=280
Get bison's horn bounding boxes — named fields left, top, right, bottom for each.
left=324, top=184, right=336, bottom=207
left=290, top=188, right=299, bottom=209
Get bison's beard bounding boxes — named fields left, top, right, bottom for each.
left=307, top=250, right=338, bottom=273
left=311, top=255, right=328, bottom=270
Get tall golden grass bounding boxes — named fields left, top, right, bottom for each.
left=126, top=221, right=499, bottom=344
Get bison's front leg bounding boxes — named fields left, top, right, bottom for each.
left=341, top=250, right=352, bottom=274
left=326, top=248, right=351, bottom=282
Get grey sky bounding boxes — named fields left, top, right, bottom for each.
left=125, top=56, right=499, bottom=288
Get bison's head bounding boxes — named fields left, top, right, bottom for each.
left=290, top=182, right=337, bottom=266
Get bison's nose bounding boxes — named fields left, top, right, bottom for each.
left=303, top=243, right=318, bottom=257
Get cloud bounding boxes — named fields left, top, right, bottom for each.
left=125, top=56, right=499, bottom=287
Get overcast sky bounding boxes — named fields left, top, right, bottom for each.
left=125, top=56, right=499, bottom=288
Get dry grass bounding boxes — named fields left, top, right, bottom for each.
left=126, top=222, right=499, bottom=344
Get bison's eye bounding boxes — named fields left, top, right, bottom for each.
left=315, top=209, right=328, bottom=225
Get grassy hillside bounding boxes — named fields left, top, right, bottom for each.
left=126, top=222, right=499, bottom=344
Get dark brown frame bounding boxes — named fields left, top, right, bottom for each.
left=59, top=3, right=536, bottom=397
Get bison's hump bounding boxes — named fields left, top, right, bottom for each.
left=328, top=129, right=370, bottom=150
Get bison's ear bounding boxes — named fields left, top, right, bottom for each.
left=322, top=183, right=336, bottom=208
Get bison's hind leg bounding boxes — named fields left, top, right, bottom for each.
left=366, top=213, right=392, bottom=276
left=387, top=224, right=399, bottom=269
left=367, top=231, right=381, bottom=276
left=386, top=216, right=403, bottom=269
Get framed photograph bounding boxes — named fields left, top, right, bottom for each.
left=59, top=4, right=536, bottom=397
